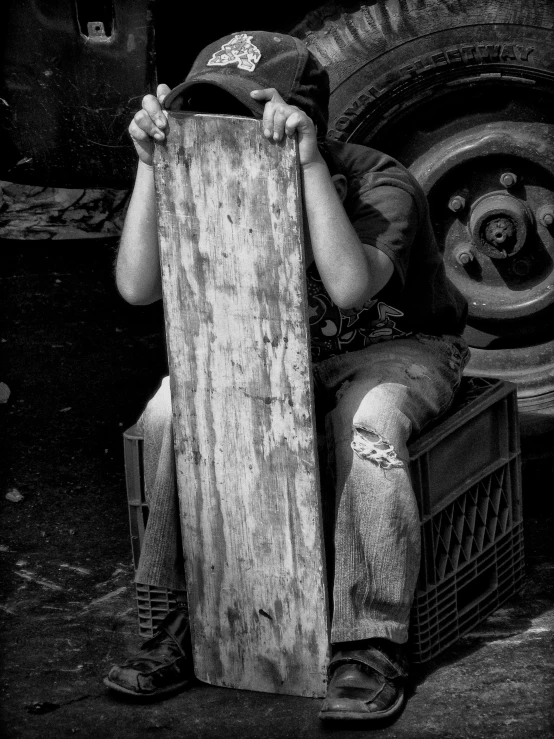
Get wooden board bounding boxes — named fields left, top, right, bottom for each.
left=154, top=113, right=329, bottom=697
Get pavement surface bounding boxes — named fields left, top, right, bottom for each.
left=1, top=230, right=553, bottom=739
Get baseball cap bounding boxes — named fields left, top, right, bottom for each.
left=163, top=31, right=330, bottom=136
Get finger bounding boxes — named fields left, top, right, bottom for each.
left=250, top=87, right=283, bottom=104
left=272, top=106, right=289, bottom=141
left=261, top=103, right=275, bottom=139
left=156, top=83, right=171, bottom=105
left=132, top=109, right=165, bottom=141
left=252, top=88, right=287, bottom=137
left=142, top=93, right=166, bottom=129
left=284, top=110, right=305, bottom=137
left=129, top=118, right=153, bottom=142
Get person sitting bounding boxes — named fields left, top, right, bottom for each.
left=106, top=30, right=469, bottom=722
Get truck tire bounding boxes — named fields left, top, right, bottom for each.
left=292, top=0, right=554, bottom=434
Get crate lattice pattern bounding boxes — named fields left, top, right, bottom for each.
left=427, top=463, right=513, bottom=585
left=136, top=583, right=177, bottom=637
left=411, top=523, right=525, bottom=662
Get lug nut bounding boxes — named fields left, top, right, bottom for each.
left=537, top=204, right=554, bottom=227
left=500, top=172, right=518, bottom=188
left=453, top=245, right=475, bottom=266
left=457, top=251, right=474, bottom=266
left=448, top=195, right=466, bottom=213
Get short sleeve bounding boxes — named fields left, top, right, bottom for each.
left=350, top=183, right=420, bottom=286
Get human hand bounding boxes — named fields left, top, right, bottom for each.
left=250, top=88, right=323, bottom=168
left=128, top=84, right=171, bottom=166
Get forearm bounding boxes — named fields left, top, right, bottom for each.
left=302, top=158, right=373, bottom=309
left=116, top=161, right=162, bottom=305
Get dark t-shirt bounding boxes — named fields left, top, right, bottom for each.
left=308, top=141, right=468, bottom=362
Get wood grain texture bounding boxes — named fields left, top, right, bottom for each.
left=154, top=113, right=329, bottom=697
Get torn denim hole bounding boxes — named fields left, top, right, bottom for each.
left=351, top=426, right=404, bottom=469
left=405, top=363, right=431, bottom=381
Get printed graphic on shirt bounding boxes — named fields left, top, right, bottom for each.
left=307, top=264, right=409, bottom=361
left=207, top=34, right=261, bottom=72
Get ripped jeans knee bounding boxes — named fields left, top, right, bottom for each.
left=351, top=426, right=404, bottom=470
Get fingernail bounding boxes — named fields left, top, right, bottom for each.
left=156, top=118, right=165, bottom=127
left=154, top=133, right=164, bottom=140
left=264, top=128, right=271, bottom=138
left=273, top=132, right=280, bottom=141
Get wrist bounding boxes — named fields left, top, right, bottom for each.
left=300, top=151, right=327, bottom=173
left=138, top=159, right=154, bottom=173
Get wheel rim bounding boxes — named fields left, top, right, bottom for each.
left=336, top=66, right=554, bottom=430
left=410, top=121, right=554, bottom=328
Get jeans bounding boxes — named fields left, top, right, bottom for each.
left=135, top=333, right=469, bottom=644
left=134, top=376, right=187, bottom=593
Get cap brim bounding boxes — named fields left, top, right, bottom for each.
left=163, top=74, right=265, bottom=118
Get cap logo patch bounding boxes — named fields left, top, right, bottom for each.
left=207, top=34, right=261, bottom=73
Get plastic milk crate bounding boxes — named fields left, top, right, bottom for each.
left=123, top=376, right=525, bottom=662
left=123, top=427, right=178, bottom=636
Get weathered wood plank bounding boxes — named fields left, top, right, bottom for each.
left=154, top=113, right=329, bottom=697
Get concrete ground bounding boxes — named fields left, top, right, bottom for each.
left=1, top=236, right=553, bottom=739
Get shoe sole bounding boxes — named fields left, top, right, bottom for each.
left=103, top=676, right=191, bottom=701
left=318, top=688, right=404, bottom=721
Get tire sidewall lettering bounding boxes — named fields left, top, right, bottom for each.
left=328, top=38, right=553, bottom=140
left=328, top=41, right=539, bottom=139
